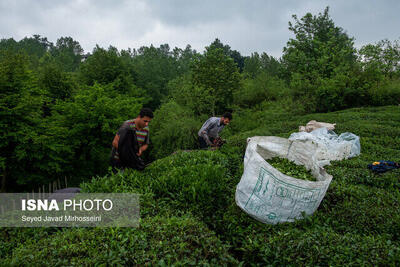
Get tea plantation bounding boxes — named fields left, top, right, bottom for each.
left=1, top=105, right=399, bottom=266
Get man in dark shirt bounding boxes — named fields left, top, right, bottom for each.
left=110, top=108, right=153, bottom=171
left=198, top=112, right=232, bottom=149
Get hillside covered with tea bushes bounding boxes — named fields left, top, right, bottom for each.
left=1, top=105, right=399, bottom=266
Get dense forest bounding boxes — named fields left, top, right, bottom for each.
left=1, top=7, right=399, bottom=192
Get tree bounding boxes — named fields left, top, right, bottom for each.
left=243, top=52, right=281, bottom=79
left=243, top=52, right=262, bottom=78
left=0, top=38, right=18, bottom=52
left=38, top=62, right=75, bottom=103
left=260, top=53, right=282, bottom=77
left=168, top=75, right=214, bottom=116
left=233, top=73, right=289, bottom=108
left=19, top=35, right=53, bottom=59
left=281, top=7, right=358, bottom=112
left=80, top=46, right=124, bottom=85
left=51, top=36, right=83, bottom=72
left=79, top=46, right=143, bottom=97
left=132, top=44, right=180, bottom=109
left=0, top=35, right=53, bottom=68
left=209, top=38, right=245, bottom=71
left=359, top=39, right=400, bottom=79
left=0, top=51, right=44, bottom=191
left=191, top=46, right=241, bottom=115
left=44, top=83, right=144, bottom=180
left=172, top=44, right=198, bottom=76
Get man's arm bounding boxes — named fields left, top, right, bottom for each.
left=200, top=131, right=212, bottom=146
left=138, top=144, right=148, bottom=156
left=112, top=134, right=120, bottom=149
left=112, top=121, right=128, bottom=149
left=199, top=118, right=217, bottom=146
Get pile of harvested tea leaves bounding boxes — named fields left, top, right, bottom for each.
left=267, top=157, right=316, bottom=181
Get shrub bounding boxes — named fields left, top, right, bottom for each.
left=1, top=215, right=237, bottom=266
left=168, top=75, right=216, bottom=116
left=233, top=73, right=290, bottom=108
left=367, top=78, right=400, bottom=106
left=82, top=150, right=233, bottom=219
left=3, top=106, right=399, bottom=265
left=149, top=101, right=201, bottom=159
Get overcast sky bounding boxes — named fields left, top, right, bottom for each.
left=1, top=0, right=399, bottom=58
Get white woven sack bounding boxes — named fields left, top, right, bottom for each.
left=235, top=136, right=332, bottom=224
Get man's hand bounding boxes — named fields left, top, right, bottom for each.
left=212, top=137, right=225, bottom=148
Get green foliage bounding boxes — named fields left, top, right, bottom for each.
left=79, top=46, right=143, bottom=97
left=0, top=35, right=53, bottom=68
left=168, top=75, right=215, bottom=116
left=0, top=51, right=44, bottom=190
left=1, top=215, right=237, bottom=266
left=1, top=106, right=400, bottom=265
left=268, top=157, right=316, bottom=181
left=1, top=76, right=143, bottom=189
left=18, top=35, right=52, bottom=62
left=214, top=106, right=399, bottom=265
left=243, top=52, right=281, bottom=79
left=149, top=101, right=200, bottom=158
left=209, top=38, right=245, bottom=71
left=191, top=46, right=241, bottom=115
left=83, top=106, right=400, bottom=265
left=171, top=44, right=199, bottom=75
left=45, top=83, right=143, bottom=179
left=315, top=69, right=359, bottom=112
left=242, top=52, right=262, bottom=78
left=283, top=7, right=357, bottom=79
left=0, top=38, right=19, bottom=52
left=38, top=62, right=75, bottom=102
left=282, top=7, right=359, bottom=112
left=359, top=39, right=400, bottom=79
left=50, top=36, right=83, bottom=72
left=132, top=44, right=182, bottom=109
left=367, top=78, right=400, bottom=106
left=2, top=26, right=400, bottom=265
left=0, top=228, right=59, bottom=259
left=233, top=72, right=290, bottom=108
left=81, top=150, right=235, bottom=221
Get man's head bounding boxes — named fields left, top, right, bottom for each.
left=135, top=108, right=154, bottom=129
left=221, top=112, right=232, bottom=125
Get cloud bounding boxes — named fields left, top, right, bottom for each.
left=0, top=0, right=399, bottom=58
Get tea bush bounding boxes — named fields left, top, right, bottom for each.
left=82, top=150, right=235, bottom=221
left=2, top=105, right=399, bottom=265
left=1, top=215, right=237, bottom=266
left=211, top=105, right=400, bottom=265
